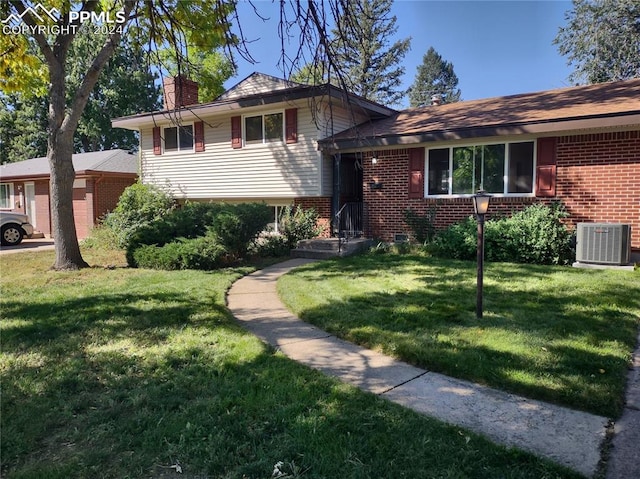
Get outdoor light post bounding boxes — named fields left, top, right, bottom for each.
left=473, top=190, right=491, bottom=319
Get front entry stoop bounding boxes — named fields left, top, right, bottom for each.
left=291, top=238, right=373, bottom=259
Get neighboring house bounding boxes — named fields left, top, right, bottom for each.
left=112, top=73, right=395, bottom=234
left=0, top=149, right=138, bottom=239
left=319, top=78, right=640, bottom=258
left=113, top=74, right=640, bottom=258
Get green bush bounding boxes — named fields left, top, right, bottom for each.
left=127, top=202, right=273, bottom=268
left=279, top=205, right=322, bottom=249
left=430, top=203, right=574, bottom=265
left=491, top=202, right=573, bottom=265
left=103, top=183, right=175, bottom=248
left=208, top=203, right=273, bottom=258
left=404, top=207, right=437, bottom=243
left=132, top=235, right=226, bottom=270
left=129, top=202, right=221, bottom=250
left=430, top=216, right=478, bottom=260
left=252, top=234, right=290, bottom=257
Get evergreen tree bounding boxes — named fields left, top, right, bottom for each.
left=408, top=47, right=461, bottom=107
left=289, top=62, right=330, bottom=85
left=332, top=0, right=411, bottom=106
left=554, top=0, right=640, bottom=84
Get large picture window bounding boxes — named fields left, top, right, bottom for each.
left=427, top=141, right=534, bottom=196
left=164, top=124, right=193, bottom=152
left=244, top=112, right=284, bottom=145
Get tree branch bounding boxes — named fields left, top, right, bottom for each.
left=63, top=0, right=137, bottom=134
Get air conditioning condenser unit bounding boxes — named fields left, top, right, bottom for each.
left=575, top=223, right=631, bottom=265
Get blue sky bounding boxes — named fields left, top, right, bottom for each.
left=225, top=0, right=575, bottom=107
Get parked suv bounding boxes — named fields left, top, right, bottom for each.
left=1, top=212, right=34, bottom=246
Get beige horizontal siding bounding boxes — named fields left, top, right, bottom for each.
left=139, top=98, right=372, bottom=200
left=140, top=103, right=324, bottom=199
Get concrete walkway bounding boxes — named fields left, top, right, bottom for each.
left=226, top=259, right=636, bottom=478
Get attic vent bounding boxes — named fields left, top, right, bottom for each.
left=576, top=223, right=631, bottom=265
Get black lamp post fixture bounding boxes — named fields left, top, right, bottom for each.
left=472, top=190, right=491, bottom=319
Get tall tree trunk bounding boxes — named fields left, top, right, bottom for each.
left=48, top=138, right=88, bottom=270
left=48, top=59, right=89, bottom=270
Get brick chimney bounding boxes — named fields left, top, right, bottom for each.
left=163, top=75, right=199, bottom=110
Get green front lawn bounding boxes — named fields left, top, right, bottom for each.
left=1, top=249, right=580, bottom=478
left=278, top=253, right=640, bottom=418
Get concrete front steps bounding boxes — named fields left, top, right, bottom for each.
left=291, top=237, right=373, bottom=259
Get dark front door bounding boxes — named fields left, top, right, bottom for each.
left=338, top=153, right=364, bottom=236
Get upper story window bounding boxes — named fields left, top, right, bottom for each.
left=164, top=124, right=193, bottom=152
left=244, top=112, right=284, bottom=145
left=0, top=183, right=13, bottom=209
left=426, top=141, right=535, bottom=196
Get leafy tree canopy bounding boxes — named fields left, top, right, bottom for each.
left=158, top=46, right=235, bottom=102
left=0, top=0, right=375, bottom=269
left=555, top=0, right=640, bottom=84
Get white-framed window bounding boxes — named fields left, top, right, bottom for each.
left=0, top=183, right=13, bottom=209
left=244, top=112, right=284, bottom=145
left=164, top=124, right=194, bottom=152
left=426, top=141, right=535, bottom=196
left=266, top=205, right=291, bottom=234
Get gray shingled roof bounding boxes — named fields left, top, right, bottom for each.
left=0, top=149, right=138, bottom=179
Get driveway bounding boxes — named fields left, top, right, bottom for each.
left=0, top=238, right=55, bottom=255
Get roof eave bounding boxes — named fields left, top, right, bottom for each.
left=112, top=84, right=396, bottom=130
left=319, top=112, right=640, bottom=151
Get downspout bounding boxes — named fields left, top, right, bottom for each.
left=93, top=175, right=105, bottom=227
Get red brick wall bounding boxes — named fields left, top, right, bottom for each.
left=294, top=196, right=332, bottom=237
left=163, top=76, right=199, bottom=110
left=363, top=149, right=518, bottom=241
left=362, top=130, right=640, bottom=252
left=94, top=177, right=136, bottom=220
left=73, top=186, right=89, bottom=239
left=555, top=131, right=640, bottom=252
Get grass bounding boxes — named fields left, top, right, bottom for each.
left=0, top=247, right=582, bottom=478
left=278, top=252, right=640, bottom=418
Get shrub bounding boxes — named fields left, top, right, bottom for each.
left=129, top=202, right=222, bottom=250
left=491, top=202, right=573, bottom=265
left=278, top=205, right=322, bottom=249
left=430, top=203, right=574, bottom=265
left=252, top=234, right=290, bottom=257
left=132, top=235, right=226, bottom=270
left=208, top=203, right=273, bottom=258
left=82, top=224, right=120, bottom=250
left=127, top=202, right=272, bottom=268
left=103, top=183, right=175, bottom=248
left=404, top=207, right=437, bottom=243
left=429, top=216, right=478, bottom=260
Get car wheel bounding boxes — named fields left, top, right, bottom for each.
left=1, top=224, right=24, bottom=246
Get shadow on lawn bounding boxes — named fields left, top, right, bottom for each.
left=284, top=256, right=640, bottom=417
left=2, top=291, right=231, bottom=351
left=1, top=289, right=579, bottom=479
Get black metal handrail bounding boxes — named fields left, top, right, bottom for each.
left=335, top=202, right=364, bottom=253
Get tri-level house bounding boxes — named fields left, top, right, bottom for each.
left=113, top=74, right=640, bottom=262
left=112, top=72, right=394, bottom=235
